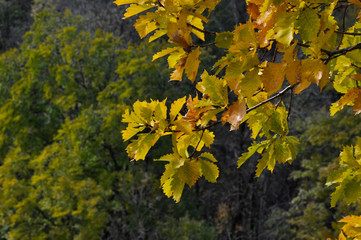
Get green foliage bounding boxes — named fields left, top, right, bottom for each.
left=0, top=9, right=204, bottom=239
left=266, top=108, right=361, bottom=239
left=156, top=214, right=217, bottom=240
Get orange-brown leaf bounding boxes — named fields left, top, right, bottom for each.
left=222, top=101, right=246, bottom=131
left=183, top=95, right=215, bottom=127
left=248, top=3, right=260, bottom=20
left=352, top=73, right=361, bottom=81
left=170, top=30, right=192, bottom=49
left=261, top=62, right=286, bottom=95
left=353, top=94, right=361, bottom=115
left=285, top=60, right=301, bottom=86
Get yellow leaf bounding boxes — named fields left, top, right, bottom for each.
left=113, top=0, right=138, bottom=5
left=170, top=54, right=187, bottom=81
left=155, top=154, right=185, bottom=168
left=340, top=215, right=361, bottom=227
left=330, top=88, right=361, bottom=116
left=149, top=29, right=167, bottom=42
left=126, top=133, right=161, bottom=160
left=122, top=124, right=145, bottom=141
left=134, top=13, right=158, bottom=38
left=123, top=4, right=156, bottom=19
left=189, top=16, right=205, bottom=41
left=170, top=97, right=186, bottom=122
left=185, top=48, right=201, bottom=82
left=199, top=152, right=218, bottom=162
left=162, top=178, right=174, bottom=198
left=338, top=232, right=346, bottom=240
left=152, top=47, right=180, bottom=61
left=173, top=118, right=193, bottom=135
left=178, top=159, right=201, bottom=187
left=199, top=159, right=219, bottom=183
left=171, top=177, right=185, bottom=202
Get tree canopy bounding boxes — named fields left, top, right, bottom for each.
left=115, top=0, right=361, bottom=238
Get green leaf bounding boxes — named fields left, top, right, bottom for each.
left=197, top=70, right=228, bottom=106
left=255, top=146, right=273, bottom=177
left=297, top=9, right=320, bottom=42
left=330, top=184, right=343, bottom=208
left=274, top=12, right=296, bottom=46
left=238, top=140, right=270, bottom=167
left=215, top=31, right=234, bottom=49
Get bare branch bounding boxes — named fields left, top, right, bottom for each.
left=335, top=30, right=361, bottom=36
left=336, top=4, right=349, bottom=50
left=157, top=0, right=164, bottom=8
left=246, top=85, right=294, bottom=113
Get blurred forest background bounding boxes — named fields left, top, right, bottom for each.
left=0, top=0, right=360, bottom=239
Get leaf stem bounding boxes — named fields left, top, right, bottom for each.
left=189, top=129, right=205, bottom=158
left=187, top=23, right=217, bottom=35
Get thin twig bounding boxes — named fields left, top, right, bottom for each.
left=157, top=0, right=164, bottom=8
left=296, top=42, right=331, bottom=55
left=259, top=49, right=269, bottom=62
left=246, top=85, right=294, bottom=113
left=164, top=86, right=294, bottom=133
left=275, top=96, right=283, bottom=110
left=287, top=88, right=293, bottom=121
left=336, top=4, right=349, bottom=50
left=297, top=41, right=361, bottom=62
left=194, top=42, right=216, bottom=48
left=187, top=23, right=217, bottom=35
left=352, top=63, right=361, bottom=70
left=272, top=46, right=278, bottom=62
left=335, top=30, right=361, bottom=36
left=189, top=129, right=205, bottom=158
